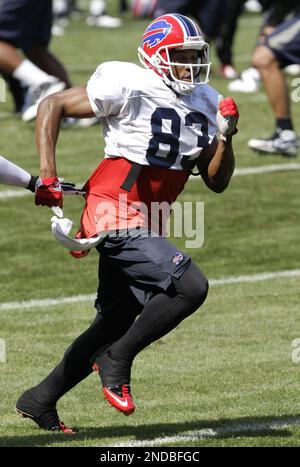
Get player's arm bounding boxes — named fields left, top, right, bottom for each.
left=35, top=86, right=94, bottom=207
left=196, top=97, right=239, bottom=193
left=0, top=155, right=79, bottom=195
left=0, top=155, right=34, bottom=189
left=197, top=135, right=235, bottom=193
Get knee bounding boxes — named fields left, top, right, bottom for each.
left=174, top=264, right=209, bottom=312
left=252, top=45, right=276, bottom=70
left=186, top=276, right=209, bottom=310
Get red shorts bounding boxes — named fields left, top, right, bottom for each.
left=78, top=157, right=190, bottom=239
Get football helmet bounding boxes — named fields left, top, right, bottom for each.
left=138, top=13, right=211, bottom=95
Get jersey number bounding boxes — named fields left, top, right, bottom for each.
left=146, top=107, right=209, bottom=169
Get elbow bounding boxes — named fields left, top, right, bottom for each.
left=210, top=183, right=229, bottom=194
left=37, top=93, right=64, bottom=117
left=207, top=175, right=232, bottom=193
left=206, top=160, right=235, bottom=194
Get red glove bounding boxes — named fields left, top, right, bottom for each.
left=217, top=96, right=239, bottom=136
left=35, top=176, right=63, bottom=207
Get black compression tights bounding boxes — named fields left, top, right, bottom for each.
left=33, top=261, right=208, bottom=405
left=32, top=296, right=140, bottom=406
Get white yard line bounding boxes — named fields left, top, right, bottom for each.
left=233, top=163, right=300, bottom=177
left=0, top=294, right=96, bottom=311
left=112, top=416, right=300, bottom=447
left=1, top=163, right=300, bottom=201
left=209, top=269, right=300, bottom=286
left=0, top=189, right=30, bottom=199
left=188, top=162, right=300, bottom=181
left=1, top=269, right=300, bottom=311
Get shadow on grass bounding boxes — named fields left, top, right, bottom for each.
left=1, top=414, right=300, bottom=447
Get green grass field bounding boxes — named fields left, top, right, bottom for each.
left=1, top=2, right=300, bottom=447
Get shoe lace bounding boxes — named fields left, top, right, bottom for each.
left=108, top=384, right=131, bottom=398
left=270, top=130, right=281, bottom=141
left=121, top=385, right=131, bottom=397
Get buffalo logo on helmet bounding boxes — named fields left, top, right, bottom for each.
left=142, top=19, right=172, bottom=48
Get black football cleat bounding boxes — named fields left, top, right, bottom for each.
left=16, top=388, right=76, bottom=434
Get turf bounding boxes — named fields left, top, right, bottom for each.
left=0, top=3, right=300, bottom=447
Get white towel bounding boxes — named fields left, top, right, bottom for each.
left=51, top=208, right=106, bottom=251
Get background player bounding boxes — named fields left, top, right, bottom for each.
left=0, top=0, right=71, bottom=121
left=248, top=2, right=300, bottom=156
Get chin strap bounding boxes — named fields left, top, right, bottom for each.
left=171, top=81, right=195, bottom=95
left=163, top=73, right=195, bottom=96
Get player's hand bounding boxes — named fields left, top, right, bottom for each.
left=35, top=176, right=63, bottom=207
left=216, top=96, right=239, bottom=136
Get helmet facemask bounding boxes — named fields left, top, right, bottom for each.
left=160, top=45, right=210, bottom=95
left=138, top=42, right=211, bottom=95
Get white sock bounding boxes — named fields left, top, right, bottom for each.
left=53, top=0, right=69, bottom=15
left=90, top=0, right=105, bottom=16
left=0, top=155, right=31, bottom=188
left=13, top=59, right=56, bottom=87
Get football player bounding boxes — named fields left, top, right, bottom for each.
left=248, top=1, right=300, bottom=156
left=16, top=14, right=239, bottom=432
left=0, top=0, right=70, bottom=121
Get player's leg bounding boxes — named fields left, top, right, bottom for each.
left=93, top=234, right=209, bottom=415
left=215, top=0, right=244, bottom=79
left=103, top=261, right=208, bottom=364
left=26, top=46, right=71, bottom=88
left=195, top=0, right=224, bottom=42
left=15, top=256, right=142, bottom=431
left=20, top=0, right=69, bottom=121
left=248, top=16, right=300, bottom=156
left=0, top=40, right=61, bottom=91
left=87, top=0, right=122, bottom=28
left=25, top=0, right=71, bottom=87
left=0, top=0, right=59, bottom=85
left=1, top=71, right=26, bottom=112
left=154, top=0, right=191, bottom=17
left=0, top=41, right=23, bottom=73
left=252, top=46, right=290, bottom=121
left=0, top=0, right=67, bottom=120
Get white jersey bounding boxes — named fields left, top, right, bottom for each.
left=87, top=61, right=219, bottom=171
